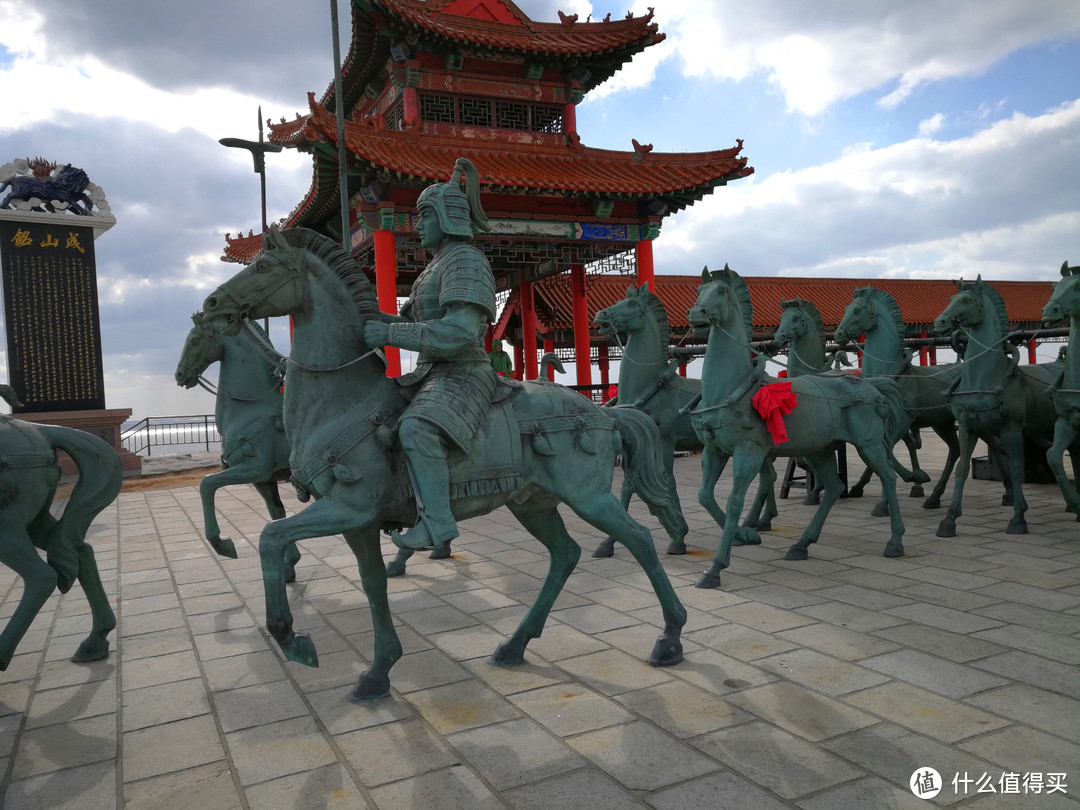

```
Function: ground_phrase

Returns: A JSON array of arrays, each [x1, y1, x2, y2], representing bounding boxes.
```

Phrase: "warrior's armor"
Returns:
[[370, 157, 498, 553]]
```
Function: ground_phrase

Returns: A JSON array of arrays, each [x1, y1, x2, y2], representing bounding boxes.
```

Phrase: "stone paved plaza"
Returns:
[[1, 433, 1078, 808]]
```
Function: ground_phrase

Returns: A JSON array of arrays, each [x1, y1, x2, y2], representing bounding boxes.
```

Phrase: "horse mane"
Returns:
[[781, 297, 823, 331], [973, 278, 1010, 335], [711, 265, 753, 341], [636, 287, 670, 353], [279, 227, 382, 323], [854, 286, 904, 333]]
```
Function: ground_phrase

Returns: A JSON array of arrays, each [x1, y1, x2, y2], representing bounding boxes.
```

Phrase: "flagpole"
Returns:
[[330, 0, 350, 251]]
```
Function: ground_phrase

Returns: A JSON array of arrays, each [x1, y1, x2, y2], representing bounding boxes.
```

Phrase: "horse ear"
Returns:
[[701, 266, 710, 283], [1062, 260, 1073, 278], [191, 312, 203, 326], [264, 225, 288, 252]]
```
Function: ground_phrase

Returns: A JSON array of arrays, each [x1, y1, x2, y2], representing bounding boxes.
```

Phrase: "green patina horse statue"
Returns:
[[201, 227, 687, 701], [1040, 261, 1080, 517], [593, 283, 771, 559], [0, 385, 121, 669], [933, 275, 1062, 537], [834, 286, 962, 509], [688, 266, 911, 588]]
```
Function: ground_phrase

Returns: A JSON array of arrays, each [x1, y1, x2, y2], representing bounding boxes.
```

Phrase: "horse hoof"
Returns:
[[802, 495, 820, 506], [489, 640, 525, 668], [848, 487, 864, 499], [733, 529, 761, 547], [283, 634, 319, 668], [755, 520, 772, 532], [884, 544, 905, 558], [784, 545, 809, 561], [592, 538, 615, 558], [209, 536, 238, 559], [386, 558, 407, 577], [648, 636, 683, 667], [348, 670, 391, 702], [922, 497, 941, 509], [429, 545, 452, 560], [665, 541, 687, 555], [1006, 519, 1028, 535], [909, 485, 925, 497], [71, 636, 110, 664], [1001, 495, 1014, 507], [695, 571, 722, 589], [871, 504, 889, 518], [936, 522, 955, 538]]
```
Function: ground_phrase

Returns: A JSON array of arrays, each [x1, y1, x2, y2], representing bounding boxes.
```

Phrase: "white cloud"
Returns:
[[657, 100, 1080, 279], [640, 0, 1080, 116], [918, 113, 947, 136]]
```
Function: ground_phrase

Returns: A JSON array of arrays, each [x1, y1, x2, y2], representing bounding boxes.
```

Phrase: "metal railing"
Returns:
[[121, 415, 220, 457]]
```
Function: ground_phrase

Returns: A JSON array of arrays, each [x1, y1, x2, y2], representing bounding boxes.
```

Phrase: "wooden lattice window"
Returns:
[[459, 97, 493, 127], [419, 93, 563, 134], [419, 94, 455, 124], [384, 97, 404, 131]]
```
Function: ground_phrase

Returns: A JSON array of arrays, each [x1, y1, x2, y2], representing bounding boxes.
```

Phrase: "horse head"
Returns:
[[1043, 260, 1080, 325], [688, 264, 749, 339], [175, 312, 221, 388], [934, 275, 985, 335], [774, 298, 812, 346], [203, 226, 306, 335], [834, 287, 876, 344]]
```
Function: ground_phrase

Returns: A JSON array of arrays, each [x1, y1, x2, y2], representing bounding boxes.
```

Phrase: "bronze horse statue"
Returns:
[[593, 284, 771, 558], [0, 385, 121, 669], [1040, 261, 1080, 517], [834, 286, 962, 510], [933, 276, 1061, 536], [201, 227, 688, 701], [688, 266, 912, 589]]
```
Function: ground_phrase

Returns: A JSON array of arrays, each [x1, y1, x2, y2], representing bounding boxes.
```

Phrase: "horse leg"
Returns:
[[923, 424, 960, 509], [1047, 420, 1080, 517], [199, 467, 264, 559], [344, 525, 403, 702], [384, 547, 416, 578], [784, 451, 846, 560], [660, 442, 688, 555], [743, 459, 776, 534], [0, 529, 59, 670], [696, 447, 730, 541], [875, 442, 932, 517], [571, 493, 685, 664], [991, 428, 1029, 534], [903, 431, 925, 498], [70, 542, 117, 663], [846, 464, 872, 498], [699, 451, 764, 589], [856, 443, 906, 557], [258, 498, 369, 667], [593, 470, 634, 559], [937, 423, 976, 537], [253, 480, 300, 583], [492, 497, 581, 667]]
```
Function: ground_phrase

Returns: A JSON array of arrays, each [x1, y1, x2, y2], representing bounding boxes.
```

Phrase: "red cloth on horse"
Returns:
[[752, 382, 798, 443]]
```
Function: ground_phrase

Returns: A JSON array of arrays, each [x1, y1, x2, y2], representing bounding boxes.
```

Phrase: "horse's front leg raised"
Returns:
[[699, 449, 764, 589], [259, 497, 371, 667], [199, 467, 267, 559], [253, 480, 300, 582]]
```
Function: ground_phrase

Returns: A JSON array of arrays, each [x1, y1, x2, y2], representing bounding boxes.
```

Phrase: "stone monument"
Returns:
[[0, 157, 140, 475]]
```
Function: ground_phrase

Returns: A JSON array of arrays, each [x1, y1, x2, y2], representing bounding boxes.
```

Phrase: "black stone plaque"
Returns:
[[0, 220, 106, 412]]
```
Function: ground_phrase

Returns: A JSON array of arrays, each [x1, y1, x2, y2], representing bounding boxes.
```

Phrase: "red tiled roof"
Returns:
[[374, 0, 665, 57], [283, 96, 751, 201], [497, 274, 1056, 336]]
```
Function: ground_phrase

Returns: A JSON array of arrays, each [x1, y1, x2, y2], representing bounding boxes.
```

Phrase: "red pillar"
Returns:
[[919, 332, 929, 366], [571, 264, 592, 389], [520, 279, 538, 380], [513, 342, 524, 381], [679, 363, 687, 377], [599, 344, 610, 400], [374, 228, 401, 377], [857, 334, 865, 369], [636, 238, 655, 291], [1028, 338, 1037, 364]]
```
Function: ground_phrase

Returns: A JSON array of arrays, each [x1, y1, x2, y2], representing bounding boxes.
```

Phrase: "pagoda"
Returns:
[[224, 0, 753, 381]]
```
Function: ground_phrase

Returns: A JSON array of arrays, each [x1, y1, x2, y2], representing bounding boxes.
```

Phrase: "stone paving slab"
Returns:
[[1, 433, 1079, 807]]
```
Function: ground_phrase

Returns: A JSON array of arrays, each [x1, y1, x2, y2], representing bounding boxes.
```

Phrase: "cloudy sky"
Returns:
[[1, 0, 1078, 420]]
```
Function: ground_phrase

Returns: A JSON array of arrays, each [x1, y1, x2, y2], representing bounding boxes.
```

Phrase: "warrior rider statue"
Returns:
[[363, 158, 497, 556]]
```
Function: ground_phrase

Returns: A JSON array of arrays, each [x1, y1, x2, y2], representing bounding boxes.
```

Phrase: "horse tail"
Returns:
[[40, 426, 123, 593], [866, 378, 909, 444], [537, 352, 565, 378], [0, 384, 21, 409], [609, 408, 688, 541]]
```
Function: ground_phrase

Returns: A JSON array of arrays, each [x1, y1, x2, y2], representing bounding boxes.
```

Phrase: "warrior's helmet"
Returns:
[[417, 157, 490, 240]]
